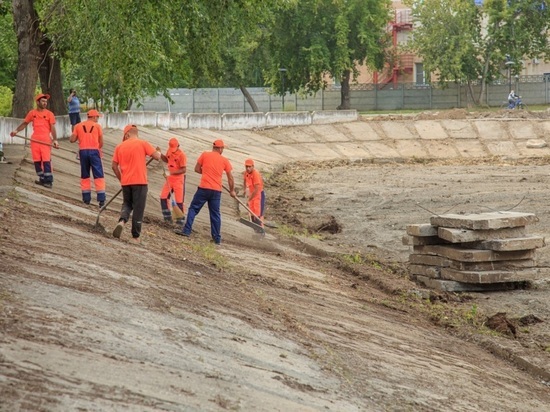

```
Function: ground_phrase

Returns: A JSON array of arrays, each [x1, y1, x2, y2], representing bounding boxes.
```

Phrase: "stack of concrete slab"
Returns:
[[404, 211, 546, 292]]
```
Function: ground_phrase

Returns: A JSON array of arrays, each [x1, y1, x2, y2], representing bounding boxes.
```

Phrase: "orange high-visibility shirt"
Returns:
[[166, 149, 187, 175], [112, 138, 157, 185], [73, 120, 102, 150], [197, 151, 232, 191], [24, 109, 55, 143], [245, 169, 264, 197]]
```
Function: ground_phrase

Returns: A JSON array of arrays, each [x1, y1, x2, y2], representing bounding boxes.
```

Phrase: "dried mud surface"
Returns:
[[1, 109, 550, 411]]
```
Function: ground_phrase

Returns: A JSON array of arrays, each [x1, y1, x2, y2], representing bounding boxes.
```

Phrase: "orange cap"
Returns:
[[35, 93, 50, 102], [244, 158, 254, 166], [87, 109, 102, 117], [168, 137, 179, 153], [213, 139, 225, 148], [123, 124, 137, 136]]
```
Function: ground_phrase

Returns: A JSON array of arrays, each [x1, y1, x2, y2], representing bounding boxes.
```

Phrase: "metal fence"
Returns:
[[132, 76, 550, 114]]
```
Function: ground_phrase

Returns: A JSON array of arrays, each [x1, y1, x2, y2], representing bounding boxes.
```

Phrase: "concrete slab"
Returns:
[[415, 121, 448, 140], [509, 122, 537, 140], [330, 142, 372, 159], [424, 140, 460, 158], [486, 141, 520, 157], [441, 267, 542, 284], [409, 254, 451, 267], [477, 236, 545, 251], [430, 211, 538, 230], [474, 120, 507, 140], [415, 276, 516, 292], [379, 121, 416, 140], [363, 141, 400, 158], [412, 245, 535, 262], [437, 227, 527, 243], [340, 122, 382, 141], [454, 140, 488, 158], [393, 140, 428, 158], [406, 223, 438, 237], [304, 143, 344, 160], [442, 120, 477, 139], [309, 125, 349, 142], [449, 259, 536, 271]]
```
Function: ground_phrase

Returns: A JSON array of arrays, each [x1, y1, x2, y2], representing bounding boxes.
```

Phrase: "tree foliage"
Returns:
[[265, 0, 392, 109], [0, 6, 17, 90], [405, 0, 550, 105]]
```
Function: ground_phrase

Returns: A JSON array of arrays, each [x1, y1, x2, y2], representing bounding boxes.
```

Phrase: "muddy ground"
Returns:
[[1, 109, 550, 411]]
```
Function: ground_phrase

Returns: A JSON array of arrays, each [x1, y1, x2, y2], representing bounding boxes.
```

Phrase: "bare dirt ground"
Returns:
[[1, 109, 550, 411]]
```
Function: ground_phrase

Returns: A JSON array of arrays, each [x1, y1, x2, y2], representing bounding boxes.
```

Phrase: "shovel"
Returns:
[[223, 185, 265, 235]]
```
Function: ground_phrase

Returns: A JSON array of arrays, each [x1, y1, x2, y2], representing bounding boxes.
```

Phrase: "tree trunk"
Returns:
[[39, 37, 66, 115], [337, 69, 351, 110], [239, 85, 260, 112], [11, 0, 42, 118]]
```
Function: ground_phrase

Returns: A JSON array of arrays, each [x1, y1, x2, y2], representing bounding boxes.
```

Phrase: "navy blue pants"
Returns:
[[183, 187, 222, 243]]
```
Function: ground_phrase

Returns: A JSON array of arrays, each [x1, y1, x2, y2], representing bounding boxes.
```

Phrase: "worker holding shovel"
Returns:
[[242, 158, 265, 229], [69, 109, 106, 207], [111, 125, 162, 243], [10, 93, 58, 188], [160, 137, 187, 227]]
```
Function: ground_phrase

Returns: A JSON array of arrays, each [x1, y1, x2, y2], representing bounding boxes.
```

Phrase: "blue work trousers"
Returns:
[[183, 188, 222, 243]]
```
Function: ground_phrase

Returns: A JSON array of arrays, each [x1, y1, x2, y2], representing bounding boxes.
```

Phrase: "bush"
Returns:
[[0, 86, 13, 117]]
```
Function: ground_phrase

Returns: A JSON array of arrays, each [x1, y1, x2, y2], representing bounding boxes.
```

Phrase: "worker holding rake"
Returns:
[[175, 139, 236, 245], [10, 93, 58, 188], [111, 125, 162, 243], [242, 158, 265, 228], [160, 137, 187, 227]]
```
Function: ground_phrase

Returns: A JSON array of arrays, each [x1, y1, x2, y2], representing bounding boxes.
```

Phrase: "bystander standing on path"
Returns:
[[160, 137, 187, 227], [175, 139, 236, 245], [10, 93, 58, 188], [69, 109, 106, 207], [67, 89, 81, 131], [111, 125, 161, 243], [242, 158, 265, 227]]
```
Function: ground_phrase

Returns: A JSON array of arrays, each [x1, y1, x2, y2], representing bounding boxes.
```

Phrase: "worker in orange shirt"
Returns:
[[160, 137, 187, 226], [111, 125, 162, 243], [10, 93, 58, 188], [242, 158, 265, 228], [69, 109, 106, 207], [175, 139, 236, 245]]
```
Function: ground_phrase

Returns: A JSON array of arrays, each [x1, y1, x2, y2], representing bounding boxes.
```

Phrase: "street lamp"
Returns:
[[278, 68, 287, 111], [504, 58, 515, 93]]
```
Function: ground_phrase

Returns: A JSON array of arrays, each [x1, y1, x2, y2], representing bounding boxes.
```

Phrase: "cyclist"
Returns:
[[508, 90, 522, 109]]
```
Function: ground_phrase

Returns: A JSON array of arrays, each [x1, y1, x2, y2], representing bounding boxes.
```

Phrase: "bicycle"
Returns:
[[499, 98, 527, 110]]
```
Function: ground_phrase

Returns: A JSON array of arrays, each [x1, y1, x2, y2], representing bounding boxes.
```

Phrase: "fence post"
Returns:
[[192, 89, 195, 114]]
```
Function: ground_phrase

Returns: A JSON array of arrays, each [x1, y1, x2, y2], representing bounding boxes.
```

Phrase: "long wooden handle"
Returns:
[[222, 185, 262, 222], [15, 134, 77, 155]]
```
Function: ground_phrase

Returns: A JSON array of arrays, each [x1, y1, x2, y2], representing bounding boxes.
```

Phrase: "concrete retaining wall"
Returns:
[[266, 111, 312, 127], [0, 109, 356, 143], [222, 113, 266, 130]]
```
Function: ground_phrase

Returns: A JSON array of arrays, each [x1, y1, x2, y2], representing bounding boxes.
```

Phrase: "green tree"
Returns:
[[405, 0, 550, 105], [265, 0, 392, 110], [0, 5, 17, 91]]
